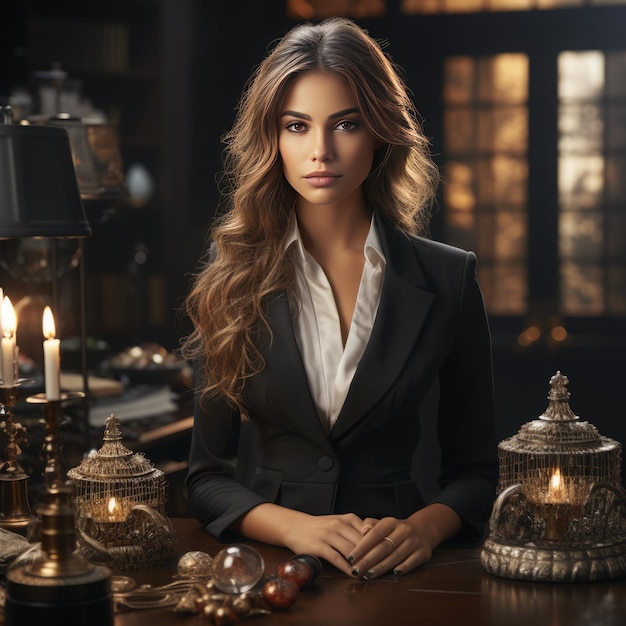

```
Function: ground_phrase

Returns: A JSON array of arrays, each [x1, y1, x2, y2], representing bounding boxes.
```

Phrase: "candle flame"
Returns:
[[548, 467, 567, 504], [550, 468, 563, 491], [42, 306, 56, 340], [1, 297, 16, 338], [108, 497, 118, 515]]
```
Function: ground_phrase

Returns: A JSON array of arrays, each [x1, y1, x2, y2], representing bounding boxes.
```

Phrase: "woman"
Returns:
[[182, 17, 497, 580]]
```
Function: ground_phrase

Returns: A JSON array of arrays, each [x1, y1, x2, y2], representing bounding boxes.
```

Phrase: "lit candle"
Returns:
[[42, 306, 61, 400], [1, 296, 17, 388], [548, 468, 567, 504], [108, 497, 121, 521], [0, 287, 3, 383]]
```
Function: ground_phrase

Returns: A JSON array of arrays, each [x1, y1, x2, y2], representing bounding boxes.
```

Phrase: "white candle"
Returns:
[[1, 296, 17, 388], [42, 306, 61, 400]]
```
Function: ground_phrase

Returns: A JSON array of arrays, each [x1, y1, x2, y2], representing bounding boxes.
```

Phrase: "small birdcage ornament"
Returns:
[[481, 371, 626, 582], [67, 414, 175, 570]]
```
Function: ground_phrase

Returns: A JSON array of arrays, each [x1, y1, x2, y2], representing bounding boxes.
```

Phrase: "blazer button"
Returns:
[[317, 456, 334, 471]]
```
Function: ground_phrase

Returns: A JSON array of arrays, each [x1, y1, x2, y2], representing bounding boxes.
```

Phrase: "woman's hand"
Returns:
[[235, 504, 365, 576], [282, 512, 368, 576], [346, 503, 463, 579]]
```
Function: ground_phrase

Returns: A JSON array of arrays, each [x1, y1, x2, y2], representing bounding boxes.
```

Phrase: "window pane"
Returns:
[[444, 161, 476, 212], [479, 55, 529, 103], [444, 109, 476, 153], [559, 51, 604, 101], [480, 265, 528, 315], [558, 154, 604, 211], [476, 156, 528, 206], [561, 262, 604, 315], [559, 104, 603, 152], [559, 210, 603, 260], [477, 107, 528, 152]]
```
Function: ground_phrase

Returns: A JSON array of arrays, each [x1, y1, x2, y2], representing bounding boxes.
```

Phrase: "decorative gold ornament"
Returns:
[[67, 414, 175, 570]]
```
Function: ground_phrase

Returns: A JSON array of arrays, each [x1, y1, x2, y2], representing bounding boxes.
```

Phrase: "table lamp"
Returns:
[[481, 371, 626, 582], [0, 106, 91, 239]]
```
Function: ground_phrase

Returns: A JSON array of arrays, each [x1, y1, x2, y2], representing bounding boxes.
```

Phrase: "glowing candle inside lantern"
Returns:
[[548, 468, 567, 504], [42, 306, 61, 400], [108, 497, 118, 519], [1, 297, 17, 388]]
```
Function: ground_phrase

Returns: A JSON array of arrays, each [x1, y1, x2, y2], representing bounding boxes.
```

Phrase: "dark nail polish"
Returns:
[[352, 567, 360, 576], [367, 569, 376, 579], [347, 555, 354, 564], [393, 569, 402, 576]]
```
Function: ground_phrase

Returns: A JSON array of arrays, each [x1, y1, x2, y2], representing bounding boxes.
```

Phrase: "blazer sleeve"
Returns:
[[185, 382, 267, 540], [431, 250, 498, 541]]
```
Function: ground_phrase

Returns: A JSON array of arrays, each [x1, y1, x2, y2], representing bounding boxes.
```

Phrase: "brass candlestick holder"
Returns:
[[0, 383, 39, 540], [5, 483, 113, 626], [4, 392, 113, 626], [26, 391, 85, 489], [481, 371, 626, 582]]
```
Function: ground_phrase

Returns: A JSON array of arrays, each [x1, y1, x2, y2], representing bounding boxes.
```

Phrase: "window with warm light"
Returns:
[[442, 54, 529, 315], [287, 0, 386, 19], [558, 50, 626, 316], [402, 0, 626, 14]]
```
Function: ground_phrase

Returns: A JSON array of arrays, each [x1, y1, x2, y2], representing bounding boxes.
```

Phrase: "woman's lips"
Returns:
[[304, 174, 340, 187]]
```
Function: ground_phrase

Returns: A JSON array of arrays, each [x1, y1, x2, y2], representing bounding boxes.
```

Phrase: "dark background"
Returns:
[[2, 1, 626, 481]]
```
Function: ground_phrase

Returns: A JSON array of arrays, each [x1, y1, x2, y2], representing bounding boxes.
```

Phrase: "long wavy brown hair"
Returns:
[[182, 17, 439, 410]]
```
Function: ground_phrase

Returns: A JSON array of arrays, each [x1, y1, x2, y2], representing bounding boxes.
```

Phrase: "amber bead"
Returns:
[[277, 558, 314, 589], [262, 577, 299, 609]]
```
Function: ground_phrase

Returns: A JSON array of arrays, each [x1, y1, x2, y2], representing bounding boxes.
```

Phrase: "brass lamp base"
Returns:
[[481, 483, 626, 582], [4, 483, 113, 626], [481, 536, 626, 582], [5, 565, 113, 626]]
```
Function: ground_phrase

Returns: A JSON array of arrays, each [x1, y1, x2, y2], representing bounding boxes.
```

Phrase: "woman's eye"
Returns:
[[286, 121, 307, 133], [336, 120, 358, 131]]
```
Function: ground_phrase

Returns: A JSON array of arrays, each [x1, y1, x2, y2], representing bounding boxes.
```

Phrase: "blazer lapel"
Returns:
[[263, 293, 333, 447], [330, 216, 435, 441]]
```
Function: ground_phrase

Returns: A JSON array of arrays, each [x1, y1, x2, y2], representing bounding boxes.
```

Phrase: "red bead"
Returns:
[[277, 559, 314, 589], [262, 577, 299, 609]]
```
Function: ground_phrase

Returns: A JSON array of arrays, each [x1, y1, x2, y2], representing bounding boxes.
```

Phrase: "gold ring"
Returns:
[[383, 536, 396, 549]]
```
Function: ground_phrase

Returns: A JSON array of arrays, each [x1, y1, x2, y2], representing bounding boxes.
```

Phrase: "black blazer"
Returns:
[[186, 213, 498, 542]]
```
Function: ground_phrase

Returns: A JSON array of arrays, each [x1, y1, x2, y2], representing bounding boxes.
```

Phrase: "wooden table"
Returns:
[[114, 518, 626, 626]]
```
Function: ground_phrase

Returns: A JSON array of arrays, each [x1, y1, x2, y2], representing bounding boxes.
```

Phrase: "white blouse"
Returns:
[[284, 216, 386, 433]]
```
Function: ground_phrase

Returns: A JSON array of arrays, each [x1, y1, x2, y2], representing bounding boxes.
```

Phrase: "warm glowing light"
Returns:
[[551, 325, 568, 342], [42, 305, 56, 339], [549, 468, 567, 504], [517, 325, 541, 347], [108, 497, 118, 516], [1, 297, 16, 338]]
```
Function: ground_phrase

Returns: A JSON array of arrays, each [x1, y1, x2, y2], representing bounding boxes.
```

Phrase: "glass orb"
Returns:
[[211, 544, 264, 594]]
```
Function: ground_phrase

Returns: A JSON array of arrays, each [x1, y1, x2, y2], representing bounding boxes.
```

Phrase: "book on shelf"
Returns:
[[89, 384, 178, 427]]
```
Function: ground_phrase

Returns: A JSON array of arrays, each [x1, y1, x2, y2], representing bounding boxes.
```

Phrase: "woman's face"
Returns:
[[278, 71, 377, 212]]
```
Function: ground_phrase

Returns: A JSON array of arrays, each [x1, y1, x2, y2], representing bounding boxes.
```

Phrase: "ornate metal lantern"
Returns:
[[67, 414, 175, 570], [481, 371, 626, 582]]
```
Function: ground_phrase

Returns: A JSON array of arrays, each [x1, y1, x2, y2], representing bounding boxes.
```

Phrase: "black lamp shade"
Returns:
[[0, 123, 92, 239]]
